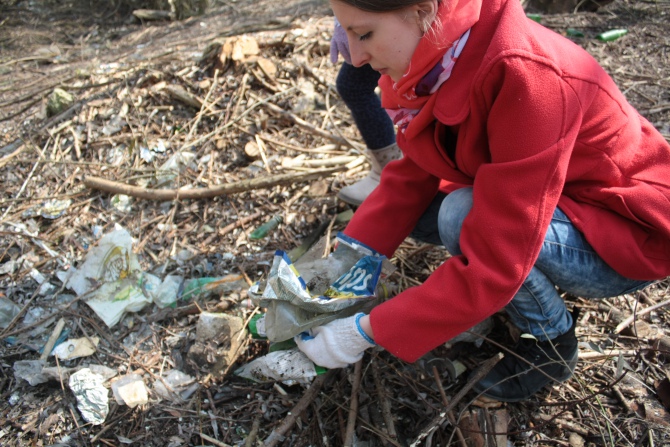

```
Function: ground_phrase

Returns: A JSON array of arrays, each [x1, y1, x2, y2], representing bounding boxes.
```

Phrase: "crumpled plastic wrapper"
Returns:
[[235, 348, 323, 387], [154, 370, 199, 403], [63, 225, 184, 326], [248, 233, 393, 342], [63, 226, 151, 327]]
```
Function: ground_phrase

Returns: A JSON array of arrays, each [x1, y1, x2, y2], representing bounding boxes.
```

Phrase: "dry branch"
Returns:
[[263, 370, 336, 447], [261, 100, 350, 147], [83, 166, 345, 200], [371, 359, 398, 445], [200, 432, 233, 447], [411, 352, 503, 446], [614, 297, 670, 334], [344, 360, 363, 447]]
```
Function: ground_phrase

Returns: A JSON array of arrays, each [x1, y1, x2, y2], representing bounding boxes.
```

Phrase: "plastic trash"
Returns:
[[13, 360, 49, 386], [63, 225, 182, 326], [0, 296, 21, 329], [566, 28, 584, 37], [597, 29, 628, 42], [110, 194, 132, 213], [64, 226, 150, 327], [247, 315, 299, 352], [156, 151, 196, 186], [154, 370, 199, 402], [52, 337, 99, 360], [526, 13, 542, 23], [39, 326, 70, 357], [180, 274, 247, 301], [84, 273, 157, 327], [239, 233, 396, 383], [13, 361, 117, 386], [248, 233, 393, 342], [22, 198, 72, 219], [46, 88, 74, 117], [153, 274, 184, 308], [69, 368, 109, 425], [111, 374, 149, 408], [234, 348, 326, 386], [85, 364, 118, 382], [248, 313, 267, 339], [249, 215, 283, 240]]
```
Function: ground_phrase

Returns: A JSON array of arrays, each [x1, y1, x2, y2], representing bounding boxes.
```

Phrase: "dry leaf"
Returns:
[[257, 57, 277, 77], [656, 377, 670, 410], [308, 179, 329, 197], [232, 36, 260, 61]]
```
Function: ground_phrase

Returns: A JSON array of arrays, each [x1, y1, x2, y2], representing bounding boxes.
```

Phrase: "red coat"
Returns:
[[344, 0, 670, 362]]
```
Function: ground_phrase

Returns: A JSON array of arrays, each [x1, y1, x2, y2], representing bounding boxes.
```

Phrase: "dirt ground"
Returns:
[[1, 0, 670, 446]]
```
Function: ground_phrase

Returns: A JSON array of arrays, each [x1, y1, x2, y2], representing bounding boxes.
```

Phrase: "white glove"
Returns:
[[295, 313, 375, 369]]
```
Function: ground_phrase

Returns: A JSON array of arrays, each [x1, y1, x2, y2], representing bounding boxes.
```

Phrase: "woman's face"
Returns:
[[330, 1, 435, 82]]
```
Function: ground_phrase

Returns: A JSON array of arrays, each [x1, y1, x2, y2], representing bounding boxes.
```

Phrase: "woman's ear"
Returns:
[[415, 0, 439, 33]]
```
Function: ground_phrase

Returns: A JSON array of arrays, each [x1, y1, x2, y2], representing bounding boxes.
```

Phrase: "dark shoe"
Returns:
[[472, 310, 579, 402]]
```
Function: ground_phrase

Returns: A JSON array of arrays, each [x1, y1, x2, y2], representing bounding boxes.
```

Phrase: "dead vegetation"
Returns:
[[1, 0, 670, 446]]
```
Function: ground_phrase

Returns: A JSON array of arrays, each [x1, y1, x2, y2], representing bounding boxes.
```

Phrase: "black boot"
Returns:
[[472, 309, 579, 402]]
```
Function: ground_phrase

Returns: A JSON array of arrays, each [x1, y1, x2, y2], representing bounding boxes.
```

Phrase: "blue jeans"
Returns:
[[412, 187, 652, 341]]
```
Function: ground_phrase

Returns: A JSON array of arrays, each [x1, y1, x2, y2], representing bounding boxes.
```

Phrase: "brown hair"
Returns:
[[332, 0, 441, 13]]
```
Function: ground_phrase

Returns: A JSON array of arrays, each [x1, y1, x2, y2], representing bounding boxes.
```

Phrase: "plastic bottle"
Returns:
[[249, 215, 283, 240], [566, 28, 584, 38], [526, 13, 542, 23], [597, 29, 628, 42]]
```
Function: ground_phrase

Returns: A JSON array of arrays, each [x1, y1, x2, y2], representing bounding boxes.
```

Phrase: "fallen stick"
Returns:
[[431, 366, 468, 447], [410, 352, 503, 446], [40, 318, 66, 362], [578, 349, 638, 360], [219, 211, 263, 236], [614, 297, 670, 334], [344, 360, 363, 447], [201, 210, 263, 249], [264, 370, 335, 447], [245, 415, 262, 447], [371, 359, 398, 445], [83, 166, 345, 201], [261, 100, 350, 147], [598, 301, 657, 338], [145, 303, 200, 324], [200, 432, 233, 447]]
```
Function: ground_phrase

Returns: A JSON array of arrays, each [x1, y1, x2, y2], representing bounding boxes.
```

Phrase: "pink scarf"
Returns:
[[380, 0, 483, 139]]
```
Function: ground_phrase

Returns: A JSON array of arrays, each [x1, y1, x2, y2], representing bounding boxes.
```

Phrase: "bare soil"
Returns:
[[1, 1, 670, 446]]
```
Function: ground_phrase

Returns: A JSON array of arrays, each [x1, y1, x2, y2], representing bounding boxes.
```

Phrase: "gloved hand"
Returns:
[[295, 313, 375, 369], [330, 19, 351, 64]]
